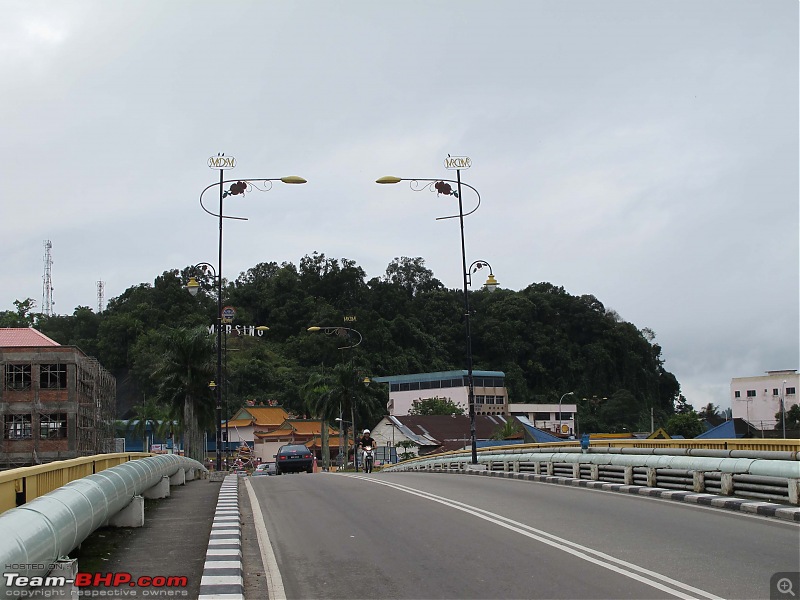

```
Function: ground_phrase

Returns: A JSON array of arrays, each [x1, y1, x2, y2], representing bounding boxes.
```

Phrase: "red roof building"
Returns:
[[1, 328, 116, 468]]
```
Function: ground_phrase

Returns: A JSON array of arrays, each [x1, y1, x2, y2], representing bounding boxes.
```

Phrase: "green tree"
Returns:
[[408, 396, 466, 416], [775, 404, 800, 431], [395, 439, 418, 461], [665, 412, 704, 439], [126, 396, 170, 451], [150, 327, 215, 463], [491, 419, 523, 440], [0, 299, 37, 327]]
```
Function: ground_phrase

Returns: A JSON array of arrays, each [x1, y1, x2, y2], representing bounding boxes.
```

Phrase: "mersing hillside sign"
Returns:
[[208, 325, 267, 336]]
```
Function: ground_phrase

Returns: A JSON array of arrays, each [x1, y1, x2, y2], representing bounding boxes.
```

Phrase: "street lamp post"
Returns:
[[308, 326, 363, 470], [377, 170, 494, 465], [558, 391, 575, 436], [196, 156, 306, 471], [781, 380, 787, 439]]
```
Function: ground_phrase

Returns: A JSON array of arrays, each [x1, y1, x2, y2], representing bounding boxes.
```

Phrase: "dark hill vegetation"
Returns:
[[2, 254, 681, 435]]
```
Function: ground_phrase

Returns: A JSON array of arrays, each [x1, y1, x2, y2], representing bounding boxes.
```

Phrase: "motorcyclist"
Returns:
[[358, 429, 376, 472]]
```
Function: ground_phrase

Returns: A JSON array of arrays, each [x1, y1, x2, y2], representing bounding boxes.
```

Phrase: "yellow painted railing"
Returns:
[[0, 453, 151, 514]]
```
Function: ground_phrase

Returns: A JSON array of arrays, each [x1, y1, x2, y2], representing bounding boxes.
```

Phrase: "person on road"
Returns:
[[357, 429, 376, 472]]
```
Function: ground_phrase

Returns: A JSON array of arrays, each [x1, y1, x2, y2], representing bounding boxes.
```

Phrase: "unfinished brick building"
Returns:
[[0, 328, 116, 469]]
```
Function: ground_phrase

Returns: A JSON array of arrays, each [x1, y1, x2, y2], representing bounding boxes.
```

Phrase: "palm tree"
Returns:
[[126, 395, 169, 451], [151, 327, 215, 463], [491, 418, 523, 441], [301, 370, 339, 470]]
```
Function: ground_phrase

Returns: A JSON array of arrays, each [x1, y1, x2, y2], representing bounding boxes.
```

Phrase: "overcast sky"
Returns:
[[2, 1, 797, 410]]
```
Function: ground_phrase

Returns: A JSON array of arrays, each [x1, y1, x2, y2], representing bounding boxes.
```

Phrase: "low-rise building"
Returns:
[[730, 369, 798, 430], [371, 370, 508, 416], [0, 327, 116, 468], [508, 402, 578, 436]]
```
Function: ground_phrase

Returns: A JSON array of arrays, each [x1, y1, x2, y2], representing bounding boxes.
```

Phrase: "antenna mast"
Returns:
[[97, 281, 105, 313], [42, 240, 54, 317]]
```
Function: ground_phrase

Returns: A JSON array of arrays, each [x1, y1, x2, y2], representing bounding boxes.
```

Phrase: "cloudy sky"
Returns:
[[2, 1, 797, 410]]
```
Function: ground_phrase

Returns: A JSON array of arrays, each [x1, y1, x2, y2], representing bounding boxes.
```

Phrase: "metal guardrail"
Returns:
[[0, 454, 206, 594], [0, 452, 154, 513], [384, 442, 800, 505]]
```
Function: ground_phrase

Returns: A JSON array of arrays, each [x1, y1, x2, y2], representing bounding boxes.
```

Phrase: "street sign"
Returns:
[[221, 306, 236, 324], [208, 155, 236, 170], [444, 156, 471, 170]]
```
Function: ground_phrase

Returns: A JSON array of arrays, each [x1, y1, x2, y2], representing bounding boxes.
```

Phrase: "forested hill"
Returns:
[[2, 253, 680, 433]]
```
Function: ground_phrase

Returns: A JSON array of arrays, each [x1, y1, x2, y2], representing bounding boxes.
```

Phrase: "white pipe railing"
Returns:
[[384, 448, 800, 504]]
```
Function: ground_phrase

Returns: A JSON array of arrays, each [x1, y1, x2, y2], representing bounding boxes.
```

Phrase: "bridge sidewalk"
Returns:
[[74, 476, 223, 598]]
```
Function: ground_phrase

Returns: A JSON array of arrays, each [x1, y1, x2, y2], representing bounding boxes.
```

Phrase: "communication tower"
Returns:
[[42, 240, 54, 316], [97, 281, 105, 313]]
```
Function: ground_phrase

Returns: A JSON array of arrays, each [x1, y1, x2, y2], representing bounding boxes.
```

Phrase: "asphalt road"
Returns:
[[248, 472, 800, 600]]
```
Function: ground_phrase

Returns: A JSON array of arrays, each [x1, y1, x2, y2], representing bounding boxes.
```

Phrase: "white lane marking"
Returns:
[[245, 478, 286, 600], [347, 475, 723, 600]]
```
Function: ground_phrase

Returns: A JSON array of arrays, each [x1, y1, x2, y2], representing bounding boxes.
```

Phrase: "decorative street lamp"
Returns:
[[308, 326, 363, 470], [376, 164, 495, 465], [197, 155, 306, 471], [558, 391, 575, 436]]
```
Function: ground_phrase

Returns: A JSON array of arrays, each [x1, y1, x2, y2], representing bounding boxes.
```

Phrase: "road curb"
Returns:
[[430, 468, 800, 522], [199, 475, 244, 599]]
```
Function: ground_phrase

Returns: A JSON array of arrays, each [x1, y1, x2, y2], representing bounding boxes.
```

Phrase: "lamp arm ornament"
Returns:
[[191, 262, 217, 278], [309, 326, 363, 350], [404, 178, 481, 220], [466, 260, 493, 287]]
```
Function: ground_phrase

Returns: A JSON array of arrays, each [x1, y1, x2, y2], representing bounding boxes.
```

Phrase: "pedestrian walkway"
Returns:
[[74, 473, 223, 598]]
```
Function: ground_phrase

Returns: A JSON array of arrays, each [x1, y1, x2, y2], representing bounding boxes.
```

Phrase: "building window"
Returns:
[[4, 364, 32, 391], [40, 413, 68, 439], [746, 390, 756, 398], [40, 364, 67, 389], [787, 387, 796, 395], [773, 389, 779, 396], [5, 415, 32, 439], [390, 383, 399, 392], [475, 395, 485, 404], [534, 412, 550, 420], [734, 391, 741, 398]]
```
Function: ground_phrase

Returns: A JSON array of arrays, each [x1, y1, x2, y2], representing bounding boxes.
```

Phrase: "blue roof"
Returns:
[[515, 416, 564, 443], [696, 420, 738, 439], [372, 370, 505, 384]]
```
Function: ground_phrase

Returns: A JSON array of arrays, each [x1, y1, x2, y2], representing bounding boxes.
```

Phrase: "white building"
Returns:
[[508, 402, 578, 436], [730, 370, 798, 430], [371, 370, 508, 416]]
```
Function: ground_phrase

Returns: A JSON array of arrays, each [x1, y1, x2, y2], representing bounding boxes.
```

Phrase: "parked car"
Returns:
[[253, 462, 277, 476], [275, 444, 314, 474]]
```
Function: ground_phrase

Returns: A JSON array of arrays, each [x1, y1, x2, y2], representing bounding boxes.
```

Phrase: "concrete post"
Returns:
[[692, 471, 706, 493], [572, 464, 581, 479], [143, 476, 170, 500], [107, 496, 144, 528], [547, 462, 554, 476], [720, 473, 734, 496], [788, 479, 799, 505], [624, 466, 634, 485], [646, 467, 657, 487], [169, 468, 186, 486], [590, 464, 599, 481]]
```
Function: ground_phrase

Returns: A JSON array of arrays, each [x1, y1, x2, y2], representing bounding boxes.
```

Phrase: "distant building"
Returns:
[[0, 327, 116, 469], [371, 414, 515, 456], [730, 370, 798, 430], [371, 370, 508, 416], [508, 401, 578, 436]]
